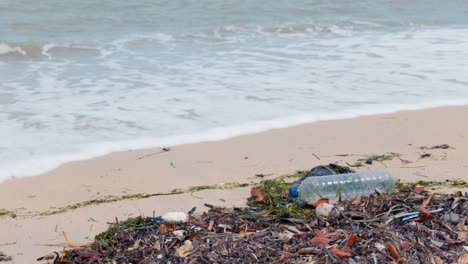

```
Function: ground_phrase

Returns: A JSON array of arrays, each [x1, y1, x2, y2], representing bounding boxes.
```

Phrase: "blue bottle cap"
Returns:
[[288, 186, 299, 197]]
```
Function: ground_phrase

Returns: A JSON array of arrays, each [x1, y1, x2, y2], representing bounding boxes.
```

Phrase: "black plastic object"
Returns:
[[292, 163, 354, 187]]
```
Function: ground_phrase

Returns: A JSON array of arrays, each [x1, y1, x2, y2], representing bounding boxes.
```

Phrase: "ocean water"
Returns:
[[1, 0, 468, 181]]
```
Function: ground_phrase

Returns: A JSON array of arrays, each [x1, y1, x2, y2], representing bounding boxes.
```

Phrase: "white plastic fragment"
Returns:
[[375, 243, 386, 252], [173, 230, 186, 239], [315, 203, 334, 218], [161, 212, 188, 222]]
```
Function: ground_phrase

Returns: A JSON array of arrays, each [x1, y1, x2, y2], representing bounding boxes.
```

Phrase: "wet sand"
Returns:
[[1, 105, 468, 262]]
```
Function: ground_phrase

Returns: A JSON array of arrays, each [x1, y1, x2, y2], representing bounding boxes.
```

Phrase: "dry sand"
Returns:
[[1, 106, 468, 262]]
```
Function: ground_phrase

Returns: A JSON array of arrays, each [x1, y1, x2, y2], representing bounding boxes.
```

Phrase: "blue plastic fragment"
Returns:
[[401, 213, 419, 221], [289, 186, 299, 197]]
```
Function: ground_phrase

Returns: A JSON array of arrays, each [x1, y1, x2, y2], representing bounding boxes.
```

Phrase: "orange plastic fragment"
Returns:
[[328, 247, 352, 258], [62, 231, 93, 248], [345, 234, 358, 247]]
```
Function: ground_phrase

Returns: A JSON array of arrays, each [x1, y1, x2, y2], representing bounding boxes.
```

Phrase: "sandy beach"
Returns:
[[1, 105, 468, 262]]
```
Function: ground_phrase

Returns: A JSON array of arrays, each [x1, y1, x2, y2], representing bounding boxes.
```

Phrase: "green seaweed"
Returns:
[[94, 216, 151, 249], [34, 182, 253, 217], [359, 152, 401, 163], [452, 179, 467, 186], [247, 177, 309, 218], [189, 185, 218, 192], [396, 179, 467, 193], [416, 180, 431, 186], [284, 170, 308, 179], [395, 182, 415, 193], [0, 209, 14, 217], [223, 182, 250, 188]]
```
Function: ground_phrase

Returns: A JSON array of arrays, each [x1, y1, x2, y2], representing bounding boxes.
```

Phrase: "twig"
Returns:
[[136, 147, 171, 160]]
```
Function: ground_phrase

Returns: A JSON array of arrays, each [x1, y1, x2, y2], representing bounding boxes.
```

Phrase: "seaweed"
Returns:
[[358, 152, 401, 163], [247, 177, 308, 218], [0, 209, 15, 218], [7, 182, 254, 217]]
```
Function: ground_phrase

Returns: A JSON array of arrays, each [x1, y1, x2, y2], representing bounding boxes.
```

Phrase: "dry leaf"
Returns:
[[400, 240, 411, 251], [62, 231, 93, 248], [298, 247, 321, 255], [456, 231, 467, 240], [310, 230, 329, 245], [328, 247, 352, 258], [418, 205, 431, 222], [414, 186, 425, 194], [311, 198, 329, 207], [159, 222, 175, 233], [345, 234, 358, 247], [386, 243, 401, 262], [175, 240, 194, 257], [351, 197, 362, 205], [250, 187, 265, 202], [128, 239, 141, 251], [422, 192, 435, 207], [458, 253, 468, 264]]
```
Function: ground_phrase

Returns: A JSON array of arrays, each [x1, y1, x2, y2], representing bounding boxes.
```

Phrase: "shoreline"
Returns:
[[1, 105, 468, 262], [3, 101, 468, 182]]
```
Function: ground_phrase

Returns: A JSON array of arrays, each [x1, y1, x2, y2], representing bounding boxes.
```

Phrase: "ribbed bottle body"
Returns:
[[297, 170, 394, 203]]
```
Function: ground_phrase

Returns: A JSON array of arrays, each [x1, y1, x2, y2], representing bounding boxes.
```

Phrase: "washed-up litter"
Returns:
[[288, 169, 394, 203], [37, 166, 468, 263]]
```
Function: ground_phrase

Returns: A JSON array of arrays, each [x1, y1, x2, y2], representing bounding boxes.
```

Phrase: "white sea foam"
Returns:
[[1, 98, 468, 182], [0, 42, 26, 55]]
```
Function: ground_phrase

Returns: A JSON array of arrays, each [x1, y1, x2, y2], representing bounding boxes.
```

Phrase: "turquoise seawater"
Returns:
[[1, 0, 468, 180]]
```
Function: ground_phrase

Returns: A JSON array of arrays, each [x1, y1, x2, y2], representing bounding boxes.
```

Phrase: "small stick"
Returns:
[[422, 192, 436, 207], [136, 147, 171, 160]]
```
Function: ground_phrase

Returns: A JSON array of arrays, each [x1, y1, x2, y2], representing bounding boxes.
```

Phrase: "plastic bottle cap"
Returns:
[[288, 186, 299, 197]]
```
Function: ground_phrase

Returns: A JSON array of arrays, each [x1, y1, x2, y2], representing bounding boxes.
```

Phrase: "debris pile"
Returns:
[[37, 170, 468, 263]]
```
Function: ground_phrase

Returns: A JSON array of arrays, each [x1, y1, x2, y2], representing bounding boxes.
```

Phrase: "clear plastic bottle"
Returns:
[[288, 170, 394, 203]]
